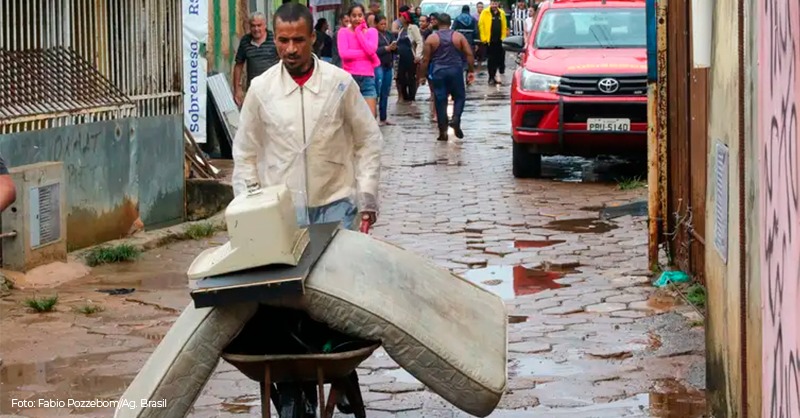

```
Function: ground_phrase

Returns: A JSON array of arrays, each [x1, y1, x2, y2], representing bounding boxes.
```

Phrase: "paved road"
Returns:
[[0, 67, 706, 418]]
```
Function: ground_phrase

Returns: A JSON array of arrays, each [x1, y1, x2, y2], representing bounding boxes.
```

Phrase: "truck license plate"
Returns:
[[587, 118, 630, 131]]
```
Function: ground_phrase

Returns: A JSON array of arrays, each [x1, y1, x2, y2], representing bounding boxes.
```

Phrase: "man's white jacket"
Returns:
[[232, 56, 383, 214]]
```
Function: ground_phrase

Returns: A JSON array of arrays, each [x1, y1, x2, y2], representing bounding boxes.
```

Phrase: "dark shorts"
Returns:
[[352, 75, 378, 99]]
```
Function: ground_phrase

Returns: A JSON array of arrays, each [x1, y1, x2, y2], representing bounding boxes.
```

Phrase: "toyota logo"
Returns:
[[597, 78, 620, 94]]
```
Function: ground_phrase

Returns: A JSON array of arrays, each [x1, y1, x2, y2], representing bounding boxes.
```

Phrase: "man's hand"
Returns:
[[234, 87, 245, 108], [467, 71, 476, 85]]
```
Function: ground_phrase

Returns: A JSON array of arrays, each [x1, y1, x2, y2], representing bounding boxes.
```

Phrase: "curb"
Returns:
[[71, 212, 227, 262]]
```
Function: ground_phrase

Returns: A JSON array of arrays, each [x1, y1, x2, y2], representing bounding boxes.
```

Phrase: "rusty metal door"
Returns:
[[665, 0, 708, 284]]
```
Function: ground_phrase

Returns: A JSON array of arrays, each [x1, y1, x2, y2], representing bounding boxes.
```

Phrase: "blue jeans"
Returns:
[[296, 199, 358, 230], [374, 66, 393, 121], [430, 66, 466, 132], [352, 75, 378, 98]]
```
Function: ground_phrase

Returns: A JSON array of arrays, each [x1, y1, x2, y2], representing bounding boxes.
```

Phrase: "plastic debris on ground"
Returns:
[[653, 270, 691, 288]]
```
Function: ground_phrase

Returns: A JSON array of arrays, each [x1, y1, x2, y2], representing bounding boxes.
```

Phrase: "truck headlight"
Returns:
[[520, 70, 560, 92]]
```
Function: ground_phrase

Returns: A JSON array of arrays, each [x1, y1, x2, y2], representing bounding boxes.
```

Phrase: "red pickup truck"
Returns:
[[502, 0, 647, 178]]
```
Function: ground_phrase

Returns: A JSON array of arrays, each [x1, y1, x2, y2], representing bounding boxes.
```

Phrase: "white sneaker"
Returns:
[[494, 75, 503, 85]]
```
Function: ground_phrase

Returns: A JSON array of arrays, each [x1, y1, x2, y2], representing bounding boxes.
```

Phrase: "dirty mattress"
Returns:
[[292, 230, 508, 417]]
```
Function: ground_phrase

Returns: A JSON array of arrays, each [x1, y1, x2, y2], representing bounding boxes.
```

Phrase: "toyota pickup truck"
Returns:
[[502, 0, 647, 178]]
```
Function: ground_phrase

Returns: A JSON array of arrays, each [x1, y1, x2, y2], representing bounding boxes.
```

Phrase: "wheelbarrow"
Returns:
[[222, 341, 381, 418], [220, 216, 379, 418]]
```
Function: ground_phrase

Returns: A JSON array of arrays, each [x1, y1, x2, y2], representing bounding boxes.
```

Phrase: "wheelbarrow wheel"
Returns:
[[277, 383, 316, 418]]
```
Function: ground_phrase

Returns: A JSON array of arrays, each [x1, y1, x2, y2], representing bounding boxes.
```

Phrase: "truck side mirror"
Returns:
[[502, 35, 525, 53]]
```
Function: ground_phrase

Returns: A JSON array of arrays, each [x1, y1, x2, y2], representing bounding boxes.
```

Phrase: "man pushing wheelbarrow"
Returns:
[[230, 4, 383, 414]]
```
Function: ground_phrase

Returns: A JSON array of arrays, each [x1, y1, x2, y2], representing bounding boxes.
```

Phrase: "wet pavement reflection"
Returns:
[[545, 218, 619, 234], [464, 264, 574, 299]]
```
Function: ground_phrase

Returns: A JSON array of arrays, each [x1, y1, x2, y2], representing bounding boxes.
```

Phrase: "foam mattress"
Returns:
[[115, 229, 507, 417], [288, 230, 508, 416]]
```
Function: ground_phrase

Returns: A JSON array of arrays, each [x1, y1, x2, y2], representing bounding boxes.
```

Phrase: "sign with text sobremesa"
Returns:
[[183, 0, 208, 143]]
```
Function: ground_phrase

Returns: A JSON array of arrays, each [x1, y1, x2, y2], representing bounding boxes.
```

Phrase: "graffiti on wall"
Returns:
[[759, 0, 800, 416]]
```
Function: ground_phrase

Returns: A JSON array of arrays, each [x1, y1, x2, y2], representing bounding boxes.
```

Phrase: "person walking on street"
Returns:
[[479, 0, 507, 85], [233, 2, 382, 232], [314, 18, 334, 62], [338, 3, 382, 117], [452, 5, 478, 59], [472, 2, 486, 66], [331, 13, 350, 67], [233, 12, 279, 106], [419, 13, 475, 141], [395, 9, 423, 102], [422, 13, 439, 120], [375, 15, 397, 124], [511, 0, 527, 36]]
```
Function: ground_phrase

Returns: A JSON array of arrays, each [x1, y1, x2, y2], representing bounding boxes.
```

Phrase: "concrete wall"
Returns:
[[756, 0, 800, 417], [0, 115, 185, 250], [704, 0, 744, 415]]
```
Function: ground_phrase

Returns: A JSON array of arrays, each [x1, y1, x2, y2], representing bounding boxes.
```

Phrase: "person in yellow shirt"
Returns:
[[478, 0, 508, 85]]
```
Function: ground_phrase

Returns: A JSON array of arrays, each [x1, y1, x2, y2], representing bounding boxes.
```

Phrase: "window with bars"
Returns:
[[0, 0, 183, 133]]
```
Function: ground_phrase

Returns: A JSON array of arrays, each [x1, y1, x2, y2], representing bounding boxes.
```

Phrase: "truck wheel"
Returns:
[[512, 142, 542, 178]]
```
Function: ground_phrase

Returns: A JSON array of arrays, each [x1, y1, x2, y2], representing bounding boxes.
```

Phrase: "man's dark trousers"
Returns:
[[487, 41, 505, 79], [431, 66, 466, 132]]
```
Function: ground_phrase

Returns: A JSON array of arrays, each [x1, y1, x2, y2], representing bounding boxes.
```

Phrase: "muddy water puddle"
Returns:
[[513, 239, 566, 249], [542, 156, 647, 183], [545, 218, 618, 234], [648, 379, 707, 417], [220, 396, 260, 414], [0, 352, 135, 412], [464, 265, 574, 299], [79, 240, 204, 292], [508, 315, 528, 324]]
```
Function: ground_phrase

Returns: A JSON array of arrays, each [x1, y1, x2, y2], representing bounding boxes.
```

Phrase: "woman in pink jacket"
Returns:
[[337, 3, 381, 117]]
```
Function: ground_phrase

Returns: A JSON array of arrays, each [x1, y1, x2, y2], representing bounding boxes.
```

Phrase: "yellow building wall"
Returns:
[[704, 0, 743, 415]]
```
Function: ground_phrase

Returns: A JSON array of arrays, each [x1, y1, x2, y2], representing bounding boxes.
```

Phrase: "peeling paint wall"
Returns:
[[757, 0, 800, 416], [0, 116, 184, 250], [705, 0, 744, 415]]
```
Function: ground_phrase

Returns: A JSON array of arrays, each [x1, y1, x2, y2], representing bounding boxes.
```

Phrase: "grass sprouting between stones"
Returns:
[[24, 295, 58, 313], [85, 244, 141, 266], [184, 222, 221, 240], [617, 176, 647, 191], [686, 283, 707, 309], [75, 304, 104, 315]]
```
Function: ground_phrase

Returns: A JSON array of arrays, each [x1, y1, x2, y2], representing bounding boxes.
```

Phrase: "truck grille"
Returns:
[[563, 102, 648, 123], [558, 74, 647, 96]]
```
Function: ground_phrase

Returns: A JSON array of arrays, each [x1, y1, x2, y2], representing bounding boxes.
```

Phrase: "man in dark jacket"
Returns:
[[452, 5, 478, 49]]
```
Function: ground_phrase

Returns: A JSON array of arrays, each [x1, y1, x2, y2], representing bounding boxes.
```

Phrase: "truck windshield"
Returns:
[[535, 8, 646, 49]]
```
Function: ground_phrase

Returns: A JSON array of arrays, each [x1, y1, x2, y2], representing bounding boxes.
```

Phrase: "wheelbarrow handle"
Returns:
[[359, 218, 371, 234]]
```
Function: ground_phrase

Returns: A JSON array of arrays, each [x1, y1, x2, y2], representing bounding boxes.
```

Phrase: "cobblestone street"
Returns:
[[0, 67, 705, 418]]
